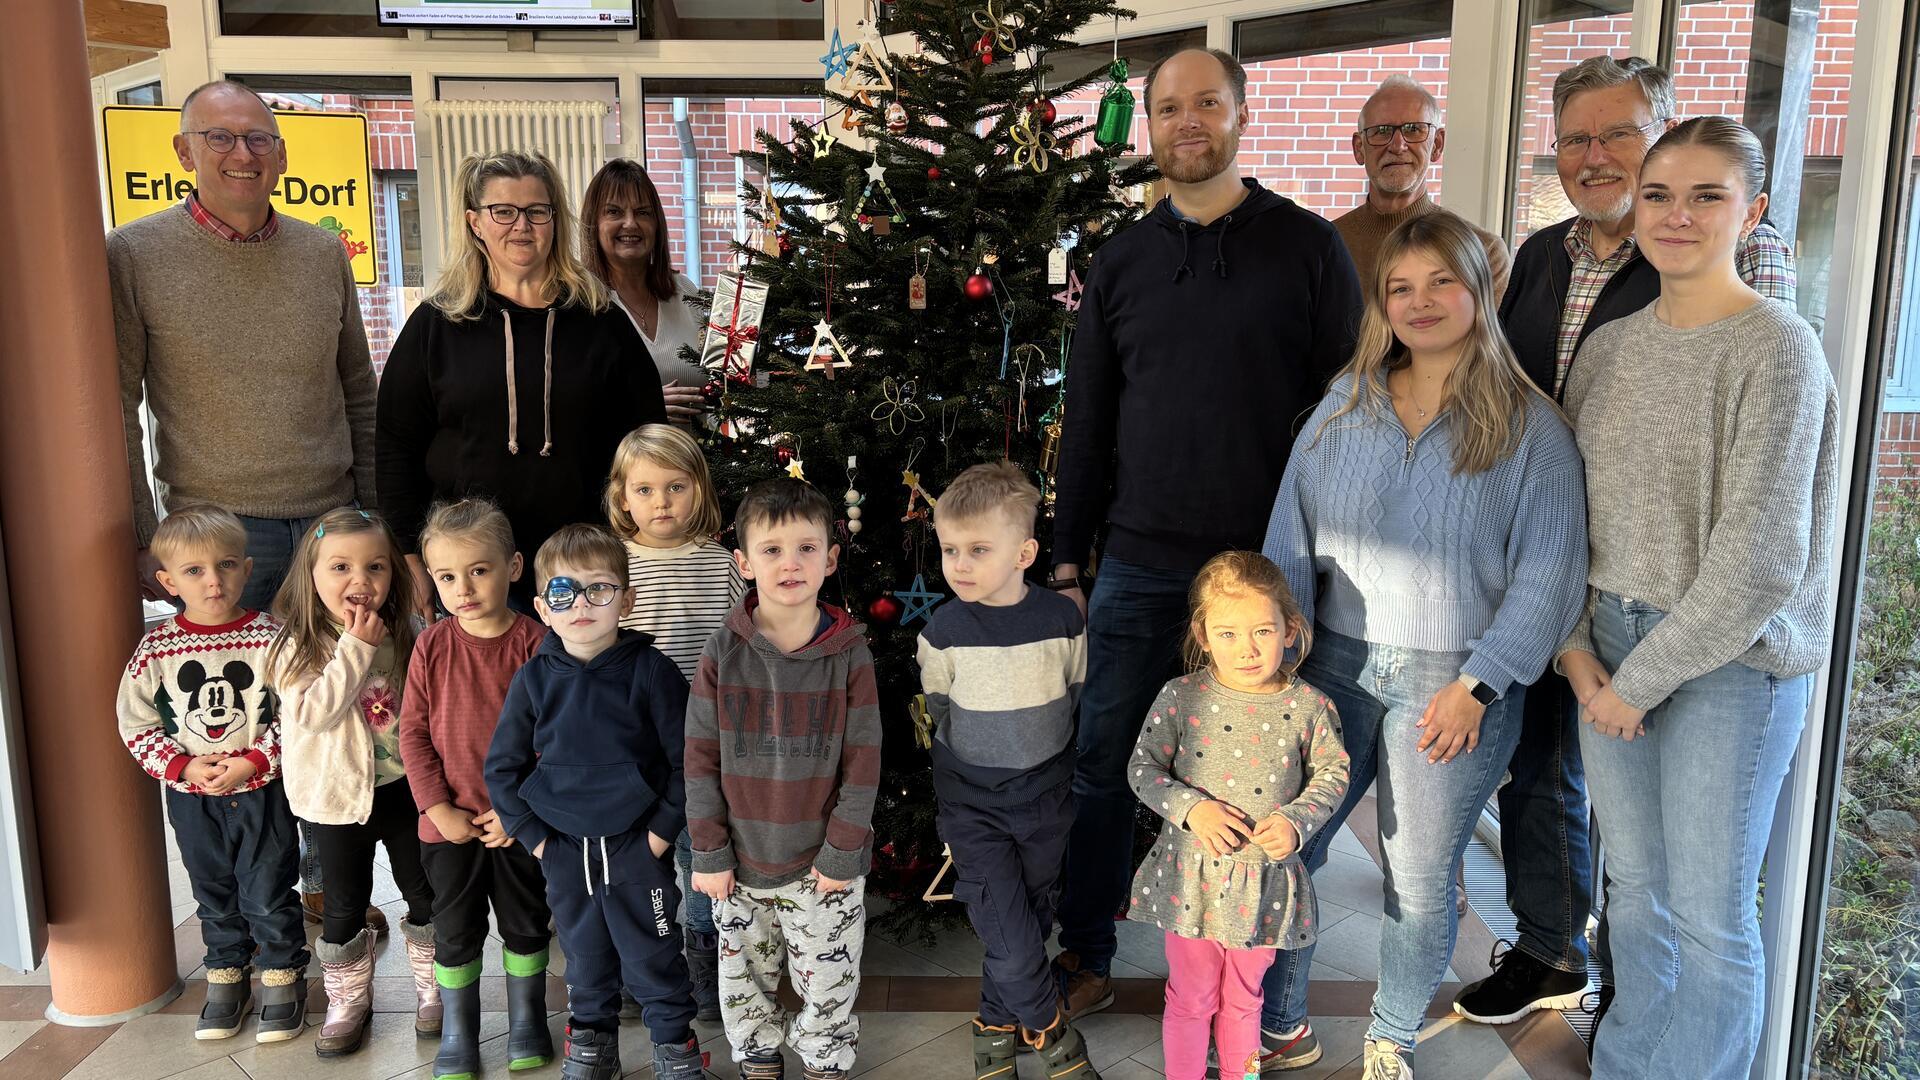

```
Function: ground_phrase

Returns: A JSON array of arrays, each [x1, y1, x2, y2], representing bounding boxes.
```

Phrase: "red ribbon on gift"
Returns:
[[706, 277, 761, 379]]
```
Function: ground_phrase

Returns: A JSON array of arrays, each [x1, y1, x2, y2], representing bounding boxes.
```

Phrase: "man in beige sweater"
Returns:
[[1332, 75, 1510, 299], [110, 79, 377, 612]]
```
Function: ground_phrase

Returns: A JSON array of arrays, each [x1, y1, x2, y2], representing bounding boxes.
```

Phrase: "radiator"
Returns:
[[418, 99, 609, 230]]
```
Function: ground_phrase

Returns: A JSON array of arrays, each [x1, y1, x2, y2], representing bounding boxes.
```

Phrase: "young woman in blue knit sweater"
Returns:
[[1259, 211, 1590, 1080]]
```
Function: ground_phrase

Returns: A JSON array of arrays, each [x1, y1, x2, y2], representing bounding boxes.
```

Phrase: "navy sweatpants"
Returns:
[[166, 782, 309, 973], [938, 779, 1074, 1030], [543, 828, 697, 1043]]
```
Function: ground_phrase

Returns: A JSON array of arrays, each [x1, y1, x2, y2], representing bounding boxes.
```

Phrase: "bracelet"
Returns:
[[1045, 576, 1080, 591]]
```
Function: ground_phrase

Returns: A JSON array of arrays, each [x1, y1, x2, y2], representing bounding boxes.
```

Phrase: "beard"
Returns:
[[1154, 127, 1240, 184], [1568, 167, 1635, 223], [1371, 162, 1424, 195]]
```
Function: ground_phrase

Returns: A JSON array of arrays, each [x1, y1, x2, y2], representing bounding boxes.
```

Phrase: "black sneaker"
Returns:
[[652, 1037, 707, 1080], [1582, 985, 1614, 1064], [561, 1025, 620, 1080], [1451, 941, 1592, 1025]]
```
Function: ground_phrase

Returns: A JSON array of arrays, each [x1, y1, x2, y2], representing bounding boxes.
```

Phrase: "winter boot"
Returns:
[[400, 918, 443, 1038], [1024, 1009, 1100, 1080], [432, 959, 482, 1079], [741, 1053, 786, 1080], [313, 929, 376, 1057], [255, 968, 308, 1043], [561, 1025, 621, 1080], [972, 1017, 1018, 1080], [503, 947, 555, 1071], [652, 1037, 708, 1080], [686, 929, 721, 1022], [197, 967, 251, 1040]]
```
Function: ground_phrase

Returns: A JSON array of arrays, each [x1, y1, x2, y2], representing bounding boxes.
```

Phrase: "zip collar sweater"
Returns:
[[484, 628, 690, 855], [1053, 178, 1363, 573]]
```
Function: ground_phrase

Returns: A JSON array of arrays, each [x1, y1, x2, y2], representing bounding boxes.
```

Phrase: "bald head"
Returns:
[[180, 80, 279, 135]]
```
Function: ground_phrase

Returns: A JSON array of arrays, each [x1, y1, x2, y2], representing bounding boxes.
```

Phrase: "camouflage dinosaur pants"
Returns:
[[713, 876, 865, 1071]]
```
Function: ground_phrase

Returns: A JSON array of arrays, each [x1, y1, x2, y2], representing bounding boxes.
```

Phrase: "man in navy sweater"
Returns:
[[1048, 46, 1362, 1044]]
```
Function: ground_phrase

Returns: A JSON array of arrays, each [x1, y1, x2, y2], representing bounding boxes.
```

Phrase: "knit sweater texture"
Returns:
[[108, 204, 378, 544], [118, 611, 281, 795], [1127, 675, 1350, 949], [1332, 195, 1511, 301], [916, 585, 1086, 803], [618, 537, 746, 683], [1561, 299, 1839, 710], [398, 613, 546, 843], [1263, 375, 1589, 695], [685, 598, 882, 886], [275, 630, 412, 825]]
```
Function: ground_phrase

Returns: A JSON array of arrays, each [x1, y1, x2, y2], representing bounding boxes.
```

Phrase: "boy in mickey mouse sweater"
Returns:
[[117, 506, 309, 1045]]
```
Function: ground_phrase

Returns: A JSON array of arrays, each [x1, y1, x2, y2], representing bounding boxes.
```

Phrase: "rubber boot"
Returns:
[[432, 959, 482, 1080], [313, 929, 376, 1057], [686, 929, 721, 1022], [400, 918, 443, 1038], [562, 1025, 621, 1080], [504, 947, 555, 1071], [1024, 1009, 1100, 1080], [972, 1017, 1018, 1080]]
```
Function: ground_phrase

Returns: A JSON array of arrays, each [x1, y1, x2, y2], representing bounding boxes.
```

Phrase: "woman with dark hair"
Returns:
[[582, 159, 707, 424]]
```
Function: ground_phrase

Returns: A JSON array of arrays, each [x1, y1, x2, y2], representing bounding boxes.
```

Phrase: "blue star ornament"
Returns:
[[896, 573, 946, 625], [821, 29, 858, 80]]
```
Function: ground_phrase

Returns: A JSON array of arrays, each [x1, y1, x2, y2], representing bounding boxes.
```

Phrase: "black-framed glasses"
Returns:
[[185, 128, 281, 155], [542, 576, 621, 612], [1551, 119, 1669, 157], [1360, 122, 1436, 146], [482, 203, 555, 225]]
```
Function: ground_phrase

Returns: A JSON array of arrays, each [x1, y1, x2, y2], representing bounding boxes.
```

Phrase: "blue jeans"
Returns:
[[1498, 668, 1597, 975], [675, 828, 713, 935], [1581, 593, 1807, 1080], [1262, 628, 1524, 1050], [1054, 556, 1193, 973]]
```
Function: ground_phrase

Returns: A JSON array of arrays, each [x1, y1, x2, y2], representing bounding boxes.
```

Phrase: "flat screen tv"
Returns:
[[376, 1, 637, 30]]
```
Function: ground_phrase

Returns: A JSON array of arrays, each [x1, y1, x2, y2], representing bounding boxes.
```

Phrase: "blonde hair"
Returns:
[[1183, 551, 1311, 685], [266, 508, 420, 686], [935, 461, 1041, 539], [428, 150, 610, 321], [151, 504, 248, 566], [419, 497, 518, 562], [605, 424, 723, 542], [1314, 210, 1555, 475], [533, 524, 629, 591]]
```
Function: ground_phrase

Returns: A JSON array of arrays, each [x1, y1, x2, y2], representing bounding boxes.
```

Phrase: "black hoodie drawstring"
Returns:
[[1173, 221, 1195, 282], [1213, 213, 1234, 278]]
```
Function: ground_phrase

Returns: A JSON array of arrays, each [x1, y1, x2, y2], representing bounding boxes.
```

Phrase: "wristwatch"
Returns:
[[1045, 574, 1081, 591], [1458, 673, 1499, 706]]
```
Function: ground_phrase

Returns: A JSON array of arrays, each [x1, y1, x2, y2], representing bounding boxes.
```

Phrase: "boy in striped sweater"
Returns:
[[117, 505, 309, 1044], [686, 478, 882, 1080]]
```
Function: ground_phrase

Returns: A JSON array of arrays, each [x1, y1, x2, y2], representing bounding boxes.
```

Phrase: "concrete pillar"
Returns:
[[0, 0, 179, 1023]]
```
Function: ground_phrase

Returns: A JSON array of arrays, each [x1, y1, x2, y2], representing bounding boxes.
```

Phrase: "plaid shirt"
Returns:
[[184, 193, 280, 243], [1553, 218, 1796, 396]]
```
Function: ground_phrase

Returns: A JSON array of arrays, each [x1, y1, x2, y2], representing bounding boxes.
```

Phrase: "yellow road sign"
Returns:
[[103, 105, 381, 286]]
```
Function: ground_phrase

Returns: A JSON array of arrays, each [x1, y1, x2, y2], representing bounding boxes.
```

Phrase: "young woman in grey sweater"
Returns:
[[1558, 118, 1839, 1080]]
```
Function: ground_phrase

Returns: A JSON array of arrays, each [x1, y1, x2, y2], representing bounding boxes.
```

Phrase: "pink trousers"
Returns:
[[1162, 933, 1276, 1080]]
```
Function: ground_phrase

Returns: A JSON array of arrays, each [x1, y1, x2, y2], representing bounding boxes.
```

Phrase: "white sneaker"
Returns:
[[1360, 1039, 1413, 1080]]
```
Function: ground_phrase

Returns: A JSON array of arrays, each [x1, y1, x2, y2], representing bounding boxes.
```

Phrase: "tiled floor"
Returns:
[[1, 799, 1589, 1079]]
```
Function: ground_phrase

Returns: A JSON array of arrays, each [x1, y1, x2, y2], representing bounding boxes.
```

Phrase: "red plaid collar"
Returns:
[[1563, 216, 1638, 266], [185, 194, 280, 243]]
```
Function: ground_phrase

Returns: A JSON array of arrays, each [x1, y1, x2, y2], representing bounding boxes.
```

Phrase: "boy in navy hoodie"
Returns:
[[485, 524, 703, 1080]]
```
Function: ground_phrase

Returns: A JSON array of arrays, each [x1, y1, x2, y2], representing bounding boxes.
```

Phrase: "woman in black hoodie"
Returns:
[[378, 150, 667, 609]]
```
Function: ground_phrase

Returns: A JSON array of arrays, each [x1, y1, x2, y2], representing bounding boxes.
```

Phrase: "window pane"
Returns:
[[1809, 33, 1920, 1080], [117, 82, 162, 107], [1509, 0, 1634, 243], [639, 79, 820, 292], [1235, 0, 1455, 219]]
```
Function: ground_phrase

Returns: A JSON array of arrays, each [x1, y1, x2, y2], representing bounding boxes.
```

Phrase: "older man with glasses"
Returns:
[[1332, 75, 1510, 298], [108, 78, 383, 936], [1451, 56, 1795, 1058]]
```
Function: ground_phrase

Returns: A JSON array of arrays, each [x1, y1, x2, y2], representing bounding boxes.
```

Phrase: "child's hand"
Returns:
[[810, 868, 851, 893], [693, 870, 735, 902], [182, 755, 227, 789], [1186, 800, 1255, 858], [473, 809, 511, 848], [531, 839, 547, 860], [204, 756, 258, 794], [1252, 815, 1299, 860], [426, 802, 480, 844], [647, 832, 671, 858], [344, 601, 388, 648]]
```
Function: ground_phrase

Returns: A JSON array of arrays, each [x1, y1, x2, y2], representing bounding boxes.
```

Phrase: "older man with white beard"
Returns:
[[1450, 55, 1795, 1055]]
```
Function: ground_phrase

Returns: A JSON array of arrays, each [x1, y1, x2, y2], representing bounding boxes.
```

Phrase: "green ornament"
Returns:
[[1094, 59, 1135, 149]]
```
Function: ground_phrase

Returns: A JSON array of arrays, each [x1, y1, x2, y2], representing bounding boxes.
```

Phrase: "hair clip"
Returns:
[[315, 524, 326, 538]]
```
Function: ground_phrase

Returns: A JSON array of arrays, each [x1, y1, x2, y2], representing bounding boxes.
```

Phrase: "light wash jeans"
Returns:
[[1581, 592, 1807, 1080], [1260, 628, 1524, 1049]]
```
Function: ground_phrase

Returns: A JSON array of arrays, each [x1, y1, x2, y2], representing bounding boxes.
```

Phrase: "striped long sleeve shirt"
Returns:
[[618, 537, 746, 684]]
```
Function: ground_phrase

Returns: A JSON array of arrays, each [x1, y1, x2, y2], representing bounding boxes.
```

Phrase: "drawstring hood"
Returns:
[[1213, 214, 1233, 278], [1174, 223, 1195, 282], [1152, 177, 1279, 283], [582, 835, 610, 895], [501, 306, 557, 457]]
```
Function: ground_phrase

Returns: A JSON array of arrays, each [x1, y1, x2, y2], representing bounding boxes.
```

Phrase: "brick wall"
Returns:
[[1879, 413, 1920, 504]]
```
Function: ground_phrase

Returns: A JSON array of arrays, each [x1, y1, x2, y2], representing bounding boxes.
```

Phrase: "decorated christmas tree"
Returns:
[[698, 0, 1154, 934]]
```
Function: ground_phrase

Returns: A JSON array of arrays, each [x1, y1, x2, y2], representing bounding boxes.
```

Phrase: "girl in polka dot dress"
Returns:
[[1127, 552, 1349, 1080]]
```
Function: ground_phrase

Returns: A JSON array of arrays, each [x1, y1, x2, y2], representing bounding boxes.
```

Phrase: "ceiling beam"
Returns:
[[84, 0, 169, 52]]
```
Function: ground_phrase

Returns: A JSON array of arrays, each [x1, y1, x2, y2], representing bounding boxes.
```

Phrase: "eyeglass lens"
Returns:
[[487, 204, 555, 225], [543, 578, 619, 611], [1365, 123, 1432, 145], [199, 129, 278, 155]]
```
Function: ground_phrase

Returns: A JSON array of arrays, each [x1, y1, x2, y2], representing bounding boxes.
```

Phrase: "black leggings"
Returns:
[[310, 779, 434, 945]]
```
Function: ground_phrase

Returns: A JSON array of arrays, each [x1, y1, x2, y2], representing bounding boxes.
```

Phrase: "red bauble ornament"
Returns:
[[728, 371, 753, 388], [926, 166, 942, 180], [964, 270, 994, 301], [775, 445, 796, 465], [702, 379, 723, 404], [1030, 98, 1057, 125], [867, 595, 904, 624]]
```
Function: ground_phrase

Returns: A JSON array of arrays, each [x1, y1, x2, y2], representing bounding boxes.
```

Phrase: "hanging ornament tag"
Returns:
[[908, 272, 927, 310], [1048, 246, 1068, 285]]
